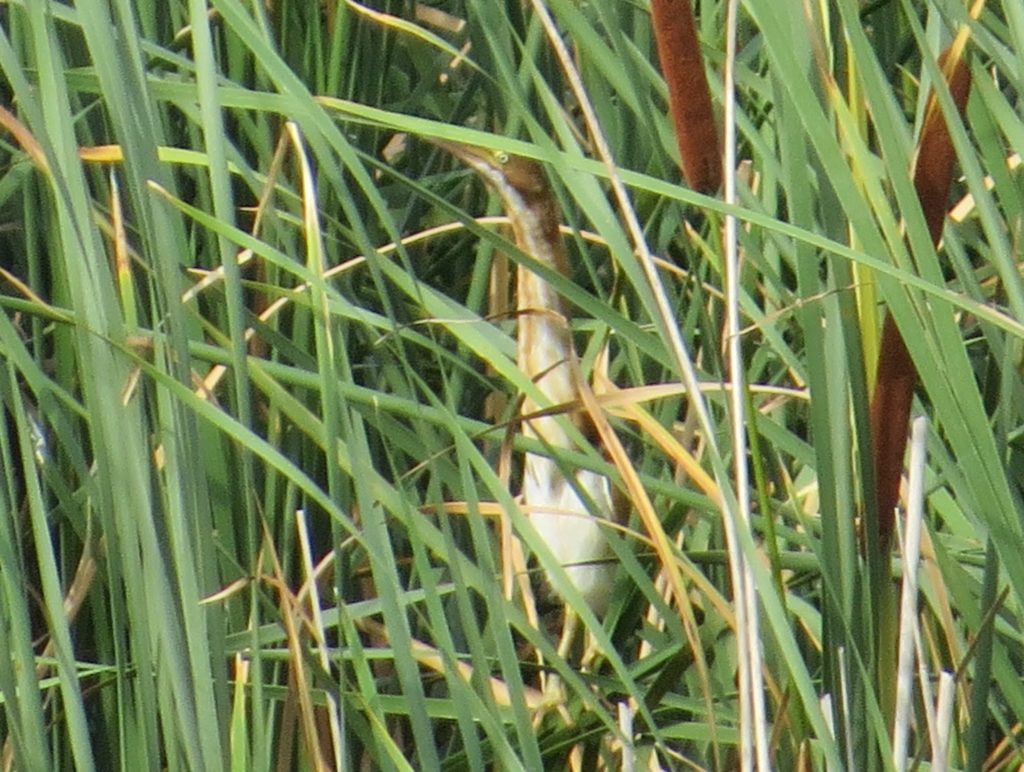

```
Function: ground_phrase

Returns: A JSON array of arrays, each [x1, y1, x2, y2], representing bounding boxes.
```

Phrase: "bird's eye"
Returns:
[[495, 151, 510, 165]]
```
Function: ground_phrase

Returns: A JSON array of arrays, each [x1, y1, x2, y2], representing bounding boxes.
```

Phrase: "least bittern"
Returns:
[[435, 140, 616, 616]]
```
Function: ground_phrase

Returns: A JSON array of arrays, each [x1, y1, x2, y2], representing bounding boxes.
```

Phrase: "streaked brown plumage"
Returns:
[[436, 141, 615, 615]]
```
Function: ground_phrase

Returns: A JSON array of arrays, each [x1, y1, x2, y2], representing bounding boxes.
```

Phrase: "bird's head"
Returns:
[[431, 139, 549, 203]]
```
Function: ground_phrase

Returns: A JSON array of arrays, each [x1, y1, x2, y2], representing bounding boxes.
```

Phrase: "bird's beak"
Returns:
[[426, 137, 493, 171]]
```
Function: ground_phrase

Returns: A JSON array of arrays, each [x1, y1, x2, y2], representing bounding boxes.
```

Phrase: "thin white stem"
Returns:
[[723, 0, 769, 768], [618, 701, 635, 772], [527, 0, 723, 463], [838, 646, 855, 772], [892, 416, 929, 771], [933, 671, 955, 772], [530, 2, 764, 765], [296, 509, 343, 771], [819, 692, 836, 769]]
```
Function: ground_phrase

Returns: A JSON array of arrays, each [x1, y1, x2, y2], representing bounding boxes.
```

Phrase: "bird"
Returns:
[[433, 140, 616, 617]]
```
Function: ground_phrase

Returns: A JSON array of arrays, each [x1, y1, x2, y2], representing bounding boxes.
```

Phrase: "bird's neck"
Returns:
[[508, 193, 578, 446]]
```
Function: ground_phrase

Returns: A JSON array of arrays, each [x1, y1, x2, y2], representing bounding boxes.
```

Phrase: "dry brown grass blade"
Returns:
[[574, 370, 721, 754], [260, 528, 333, 772], [1, 535, 99, 771], [0, 105, 50, 172], [355, 618, 551, 711]]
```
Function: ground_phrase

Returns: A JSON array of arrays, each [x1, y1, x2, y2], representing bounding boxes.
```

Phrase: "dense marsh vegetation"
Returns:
[[0, 1, 1022, 769]]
